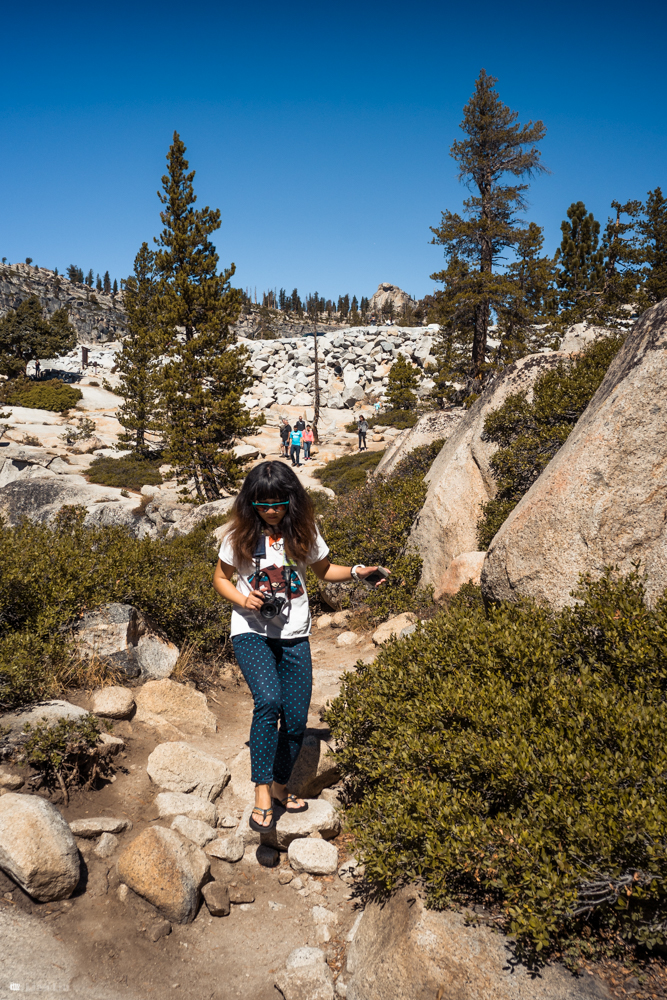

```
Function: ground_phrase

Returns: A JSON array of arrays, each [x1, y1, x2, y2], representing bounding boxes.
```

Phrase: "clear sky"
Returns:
[[1, 0, 665, 303]]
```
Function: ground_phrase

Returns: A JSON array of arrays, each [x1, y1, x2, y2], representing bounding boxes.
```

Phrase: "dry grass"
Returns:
[[55, 650, 126, 695], [171, 642, 236, 691]]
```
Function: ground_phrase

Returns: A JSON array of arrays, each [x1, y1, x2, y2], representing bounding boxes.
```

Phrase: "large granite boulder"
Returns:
[[481, 300, 667, 609], [344, 887, 611, 1000], [374, 409, 464, 477], [116, 826, 209, 923], [146, 741, 229, 801], [409, 353, 568, 593], [74, 603, 179, 680], [0, 794, 80, 901]]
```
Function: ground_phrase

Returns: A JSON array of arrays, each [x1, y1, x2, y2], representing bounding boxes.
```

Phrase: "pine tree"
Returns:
[[103, 271, 111, 294], [86, 268, 94, 287], [153, 132, 261, 501], [385, 354, 419, 410], [497, 222, 558, 357], [116, 243, 161, 456], [430, 70, 546, 382], [0, 296, 76, 378], [554, 201, 604, 322], [596, 200, 644, 322], [67, 265, 84, 284], [95, 273, 102, 291], [112, 279, 118, 295], [427, 256, 477, 406], [638, 187, 667, 306]]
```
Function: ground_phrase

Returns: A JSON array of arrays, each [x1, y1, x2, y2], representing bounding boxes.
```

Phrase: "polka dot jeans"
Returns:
[[231, 633, 313, 786]]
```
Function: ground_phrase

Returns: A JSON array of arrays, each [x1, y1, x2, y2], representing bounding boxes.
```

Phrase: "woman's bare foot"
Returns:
[[252, 783, 274, 827], [271, 781, 306, 811]]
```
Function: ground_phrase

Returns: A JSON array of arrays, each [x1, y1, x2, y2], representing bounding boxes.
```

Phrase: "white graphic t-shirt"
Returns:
[[218, 528, 330, 638]]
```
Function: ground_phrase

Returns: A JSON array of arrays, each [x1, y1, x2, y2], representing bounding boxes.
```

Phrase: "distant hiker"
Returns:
[[290, 427, 303, 467], [295, 415, 306, 432], [34, 359, 41, 378], [302, 425, 314, 461], [279, 419, 291, 458], [358, 415, 368, 451]]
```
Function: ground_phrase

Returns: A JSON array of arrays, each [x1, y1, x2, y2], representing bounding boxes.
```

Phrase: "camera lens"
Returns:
[[260, 601, 279, 620]]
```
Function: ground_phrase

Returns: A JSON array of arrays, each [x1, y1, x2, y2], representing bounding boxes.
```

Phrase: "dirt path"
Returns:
[[0, 621, 375, 999]]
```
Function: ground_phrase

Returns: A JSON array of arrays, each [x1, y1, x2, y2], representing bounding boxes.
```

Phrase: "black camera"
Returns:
[[259, 594, 287, 620]]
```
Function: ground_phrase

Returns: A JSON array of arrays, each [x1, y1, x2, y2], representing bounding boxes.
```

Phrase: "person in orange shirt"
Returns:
[[302, 424, 314, 460]]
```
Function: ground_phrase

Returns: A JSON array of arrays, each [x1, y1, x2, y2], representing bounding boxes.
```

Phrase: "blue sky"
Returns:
[[1, 0, 665, 302]]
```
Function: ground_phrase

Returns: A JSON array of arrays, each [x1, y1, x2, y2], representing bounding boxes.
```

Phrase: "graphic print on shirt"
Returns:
[[248, 564, 304, 598]]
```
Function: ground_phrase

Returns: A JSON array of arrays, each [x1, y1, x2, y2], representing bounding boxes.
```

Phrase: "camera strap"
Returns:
[[252, 533, 293, 612]]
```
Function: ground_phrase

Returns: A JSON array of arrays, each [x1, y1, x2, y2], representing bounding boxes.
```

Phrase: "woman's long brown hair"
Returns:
[[226, 461, 317, 565]]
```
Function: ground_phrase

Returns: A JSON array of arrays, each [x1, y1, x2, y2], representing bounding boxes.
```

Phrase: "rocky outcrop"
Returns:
[[374, 409, 464, 476], [434, 551, 486, 601], [0, 262, 127, 344], [409, 353, 569, 593], [368, 282, 415, 316], [0, 794, 80, 902], [74, 603, 179, 680], [481, 299, 667, 609], [343, 887, 611, 1000], [146, 742, 229, 801]]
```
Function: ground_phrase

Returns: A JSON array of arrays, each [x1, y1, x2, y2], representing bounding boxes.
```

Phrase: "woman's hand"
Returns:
[[356, 566, 390, 587], [243, 590, 266, 611]]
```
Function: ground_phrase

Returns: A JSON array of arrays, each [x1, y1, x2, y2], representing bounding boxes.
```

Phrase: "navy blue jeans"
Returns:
[[232, 633, 312, 786]]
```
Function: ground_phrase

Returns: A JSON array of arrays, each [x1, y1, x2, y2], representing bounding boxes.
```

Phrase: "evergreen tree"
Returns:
[[67, 265, 84, 283], [290, 288, 301, 313], [0, 296, 76, 378], [85, 268, 94, 287], [103, 270, 111, 294], [431, 69, 546, 382], [497, 222, 558, 358], [95, 273, 102, 291], [351, 295, 358, 312], [153, 132, 260, 501], [278, 288, 287, 310], [427, 256, 477, 406], [554, 201, 604, 322], [116, 243, 161, 456], [385, 354, 419, 410], [112, 279, 118, 295], [596, 200, 644, 322], [638, 187, 667, 306]]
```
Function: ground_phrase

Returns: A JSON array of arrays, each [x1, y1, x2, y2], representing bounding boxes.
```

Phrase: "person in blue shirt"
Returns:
[[290, 427, 302, 467]]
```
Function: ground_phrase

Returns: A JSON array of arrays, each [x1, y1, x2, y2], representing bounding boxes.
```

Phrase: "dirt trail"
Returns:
[[0, 622, 375, 999]]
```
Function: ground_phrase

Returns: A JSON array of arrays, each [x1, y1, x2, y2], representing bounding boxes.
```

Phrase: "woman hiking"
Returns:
[[213, 461, 388, 832]]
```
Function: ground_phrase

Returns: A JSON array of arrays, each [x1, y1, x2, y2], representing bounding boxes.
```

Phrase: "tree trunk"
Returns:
[[312, 333, 320, 444]]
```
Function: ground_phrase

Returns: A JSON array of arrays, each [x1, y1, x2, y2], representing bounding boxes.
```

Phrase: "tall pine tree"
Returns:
[[638, 187, 667, 306], [116, 243, 161, 457], [554, 201, 604, 322], [430, 70, 546, 383], [153, 132, 260, 501]]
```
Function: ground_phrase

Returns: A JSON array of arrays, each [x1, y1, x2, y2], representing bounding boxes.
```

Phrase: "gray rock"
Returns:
[[205, 835, 245, 862], [260, 799, 341, 851], [0, 769, 24, 791], [90, 685, 135, 718], [165, 497, 235, 538], [275, 958, 334, 1000], [288, 838, 338, 875], [481, 302, 667, 609], [134, 679, 217, 736], [116, 826, 209, 924], [147, 918, 172, 941], [1, 700, 88, 743], [93, 832, 120, 858], [375, 409, 464, 477], [75, 604, 179, 681], [171, 815, 218, 847], [154, 792, 217, 825], [69, 817, 131, 838], [409, 352, 570, 594], [345, 886, 611, 999], [0, 793, 80, 901], [146, 741, 229, 801]]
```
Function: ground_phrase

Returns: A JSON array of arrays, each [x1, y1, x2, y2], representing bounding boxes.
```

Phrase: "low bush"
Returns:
[[344, 410, 420, 433], [0, 507, 230, 710], [477, 334, 625, 548], [317, 441, 443, 619], [12, 715, 114, 804], [0, 378, 83, 412], [313, 450, 384, 494], [87, 453, 163, 490], [327, 569, 667, 959]]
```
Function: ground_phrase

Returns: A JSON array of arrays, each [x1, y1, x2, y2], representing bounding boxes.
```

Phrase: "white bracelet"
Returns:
[[351, 564, 365, 583]]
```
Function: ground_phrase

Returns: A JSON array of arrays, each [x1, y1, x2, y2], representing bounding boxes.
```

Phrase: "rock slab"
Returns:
[[288, 838, 339, 875], [134, 679, 217, 736], [482, 301, 667, 609], [116, 826, 209, 924], [69, 816, 131, 838], [90, 685, 135, 718], [260, 799, 341, 851], [154, 792, 217, 825], [372, 612, 417, 645], [345, 887, 611, 999], [434, 551, 486, 601], [0, 793, 80, 901], [146, 741, 229, 800]]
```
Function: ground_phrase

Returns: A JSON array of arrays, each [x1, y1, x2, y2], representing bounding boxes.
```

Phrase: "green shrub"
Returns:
[[313, 449, 384, 494], [385, 355, 419, 410], [0, 378, 83, 412], [477, 334, 625, 548], [317, 441, 443, 619], [0, 507, 230, 710], [327, 569, 667, 958], [12, 715, 113, 804], [87, 453, 163, 490]]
